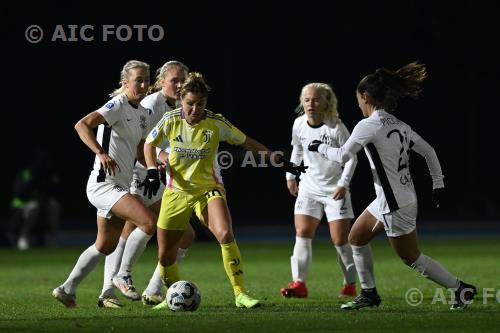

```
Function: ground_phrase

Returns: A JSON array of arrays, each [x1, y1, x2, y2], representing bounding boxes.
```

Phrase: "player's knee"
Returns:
[[348, 232, 362, 246], [95, 242, 116, 255], [141, 222, 156, 236], [141, 213, 157, 235], [295, 227, 314, 238]]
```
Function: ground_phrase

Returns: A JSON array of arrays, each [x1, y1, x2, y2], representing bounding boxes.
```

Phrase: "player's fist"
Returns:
[[139, 168, 160, 199], [432, 187, 445, 209]]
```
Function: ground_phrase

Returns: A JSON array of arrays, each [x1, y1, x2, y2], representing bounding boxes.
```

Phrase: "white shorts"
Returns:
[[130, 177, 165, 207], [294, 189, 354, 221], [87, 181, 129, 219], [367, 199, 417, 237]]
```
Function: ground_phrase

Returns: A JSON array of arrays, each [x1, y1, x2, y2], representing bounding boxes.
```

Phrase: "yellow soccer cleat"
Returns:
[[235, 293, 260, 308], [97, 296, 123, 309], [152, 300, 168, 310], [142, 291, 164, 306]]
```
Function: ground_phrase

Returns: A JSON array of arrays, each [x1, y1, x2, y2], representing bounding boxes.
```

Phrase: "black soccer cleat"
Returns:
[[341, 288, 381, 310], [450, 281, 477, 310]]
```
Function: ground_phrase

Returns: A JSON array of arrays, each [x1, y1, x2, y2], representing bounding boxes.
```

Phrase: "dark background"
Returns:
[[3, 1, 499, 237]]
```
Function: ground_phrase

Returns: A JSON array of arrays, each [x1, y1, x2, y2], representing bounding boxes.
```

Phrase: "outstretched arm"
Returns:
[[309, 138, 363, 164]]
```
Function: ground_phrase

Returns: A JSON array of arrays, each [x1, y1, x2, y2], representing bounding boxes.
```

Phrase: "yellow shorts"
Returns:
[[157, 187, 226, 230]]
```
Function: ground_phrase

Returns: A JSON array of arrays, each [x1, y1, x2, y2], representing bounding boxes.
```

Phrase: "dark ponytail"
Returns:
[[357, 62, 427, 112]]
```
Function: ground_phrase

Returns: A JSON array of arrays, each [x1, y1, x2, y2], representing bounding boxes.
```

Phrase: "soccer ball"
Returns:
[[166, 280, 201, 312]]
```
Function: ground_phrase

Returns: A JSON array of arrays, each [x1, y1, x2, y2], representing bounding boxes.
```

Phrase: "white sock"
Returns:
[[144, 264, 163, 296], [291, 236, 312, 282], [411, 253, 460, 288], [100, 237, 126, 296], [62, 244, 105, 294], [352, 244, 375, 289], [176, 248, 189, 264], [117, 228, 152, 277], [335, 243, 357, 285]]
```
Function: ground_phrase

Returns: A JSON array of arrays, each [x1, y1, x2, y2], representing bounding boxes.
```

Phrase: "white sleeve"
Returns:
[[286, 120, 303, 180], [95, 98, 121, 126], [286, 144, 303, 181], [335, 121, 357, 189], [411, 137, 445, 189], [318, 137, 363, 164], [337, 150, 357, 189]]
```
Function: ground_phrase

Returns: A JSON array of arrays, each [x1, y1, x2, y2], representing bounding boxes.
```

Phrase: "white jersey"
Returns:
[[88, 94, 149, 188], [318, 110, 444, 214], [287, 115, 357, 196], [132, 91, 176, 184]]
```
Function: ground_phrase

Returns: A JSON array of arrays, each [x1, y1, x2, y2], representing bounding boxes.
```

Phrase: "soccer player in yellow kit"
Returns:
[[142, 72, 306, 308]]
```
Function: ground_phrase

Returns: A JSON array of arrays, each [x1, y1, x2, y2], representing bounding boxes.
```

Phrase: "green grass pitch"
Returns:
[[1, 238, 499, 332]]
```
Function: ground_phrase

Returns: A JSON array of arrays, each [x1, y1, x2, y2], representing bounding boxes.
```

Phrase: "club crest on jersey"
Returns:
[[151, 129, 158, 138], [203, 129, 213, 143], [105, 102, 115, 109], [146, 108, 153, 115], [319, 134, 334, 146], [140, 115, 147, 129]]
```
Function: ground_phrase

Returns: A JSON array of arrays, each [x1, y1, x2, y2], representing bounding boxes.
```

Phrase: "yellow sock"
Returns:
[[158, 262, 180, 288], [220, 240, 245, 296]]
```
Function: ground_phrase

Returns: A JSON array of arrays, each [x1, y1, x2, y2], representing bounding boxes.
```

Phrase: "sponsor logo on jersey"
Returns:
[[112, 185, 127, 192], [173, 134, 183, 143], [105, 102, 115, 109]]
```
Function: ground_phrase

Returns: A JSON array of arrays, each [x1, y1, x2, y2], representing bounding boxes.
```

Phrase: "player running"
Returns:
[[142, 72, 307, 309], [308, 62, 477, 310]]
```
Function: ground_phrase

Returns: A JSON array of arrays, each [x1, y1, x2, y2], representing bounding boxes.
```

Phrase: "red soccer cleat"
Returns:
[[280, 281, 308, 298], [338, 283, 356, 298]]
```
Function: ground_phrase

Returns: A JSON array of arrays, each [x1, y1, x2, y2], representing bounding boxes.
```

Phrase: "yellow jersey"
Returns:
[[146, 108, 246, 194]]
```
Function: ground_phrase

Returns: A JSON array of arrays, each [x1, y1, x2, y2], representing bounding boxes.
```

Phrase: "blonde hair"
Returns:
[[109, 60, 150, 97], [297, 83, 339, 119], [149, 60, 189, 94]]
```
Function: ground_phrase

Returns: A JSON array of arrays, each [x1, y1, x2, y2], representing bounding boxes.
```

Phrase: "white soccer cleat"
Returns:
[[142, 291, 164, 306], [52, 286, 77, 308], [112, 275, 140, 300]]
